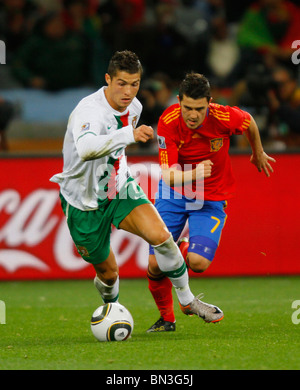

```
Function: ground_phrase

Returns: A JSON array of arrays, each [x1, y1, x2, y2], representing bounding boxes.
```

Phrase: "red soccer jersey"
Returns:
[[157, 102, 251, 200]]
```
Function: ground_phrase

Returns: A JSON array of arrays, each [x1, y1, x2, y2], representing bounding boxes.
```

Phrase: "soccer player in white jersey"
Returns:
[[50, 50, 223, 324]]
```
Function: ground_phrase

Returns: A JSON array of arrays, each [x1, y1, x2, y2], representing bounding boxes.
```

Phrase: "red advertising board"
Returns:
[[0, 153, 299, 280]]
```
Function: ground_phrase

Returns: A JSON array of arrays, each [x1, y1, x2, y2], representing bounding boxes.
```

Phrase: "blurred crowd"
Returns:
[[0, 0, 300, 151]]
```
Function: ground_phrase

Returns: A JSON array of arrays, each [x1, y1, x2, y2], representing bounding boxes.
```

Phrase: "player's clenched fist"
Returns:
[[195, 160, 213, 179], [133, 125, 154, 143]]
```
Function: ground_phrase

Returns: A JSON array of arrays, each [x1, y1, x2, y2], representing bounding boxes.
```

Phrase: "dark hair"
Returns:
[[107, 50, 143, 79], [178, 73, 211, 102]]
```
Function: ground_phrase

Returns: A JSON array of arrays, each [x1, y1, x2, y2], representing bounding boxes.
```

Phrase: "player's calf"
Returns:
[[152, 235, 194, 306], [93, 252, 119, 303]]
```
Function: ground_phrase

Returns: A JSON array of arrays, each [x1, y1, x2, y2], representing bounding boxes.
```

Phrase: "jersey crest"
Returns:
[[210, 138, 223, 152], [132, 115, 138, 128], [76, 245, 90, 257]]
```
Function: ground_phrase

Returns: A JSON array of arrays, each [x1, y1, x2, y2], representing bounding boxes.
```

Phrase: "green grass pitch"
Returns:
[[0, 276, 299, 370]]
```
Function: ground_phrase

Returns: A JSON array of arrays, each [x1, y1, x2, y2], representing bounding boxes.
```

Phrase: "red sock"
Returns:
[[147, 270, 175, 323], [179, 240, 190, 267]]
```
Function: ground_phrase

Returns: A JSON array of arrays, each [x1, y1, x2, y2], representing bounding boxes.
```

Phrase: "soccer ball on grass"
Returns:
[[91, 302, 134, 342]]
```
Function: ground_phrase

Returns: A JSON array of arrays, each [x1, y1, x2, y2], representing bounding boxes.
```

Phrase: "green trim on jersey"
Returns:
[[76, 131, 97, 142], [114, 112, 129, 129], [114, 115, 124, 129]]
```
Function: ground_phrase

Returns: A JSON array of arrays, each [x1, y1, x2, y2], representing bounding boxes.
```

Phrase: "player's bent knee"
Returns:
[[188, 254, 211, 273], [187, 235, 217, 272]]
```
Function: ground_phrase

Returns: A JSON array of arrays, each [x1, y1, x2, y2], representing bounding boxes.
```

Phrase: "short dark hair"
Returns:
[[107, 50, 143, 78], [178, 73, 211, 102]]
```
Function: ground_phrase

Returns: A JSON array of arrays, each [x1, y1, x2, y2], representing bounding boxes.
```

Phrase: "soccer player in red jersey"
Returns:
[[147, 73, 275, 332]]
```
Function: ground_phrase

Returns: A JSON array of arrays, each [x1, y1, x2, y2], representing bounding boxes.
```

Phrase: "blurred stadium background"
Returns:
[[0, 0, 300, 281]]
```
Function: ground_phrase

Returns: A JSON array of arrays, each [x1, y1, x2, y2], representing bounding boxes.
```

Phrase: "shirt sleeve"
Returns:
[[157, 117, 179, 169], [228, 106, 251, 135]]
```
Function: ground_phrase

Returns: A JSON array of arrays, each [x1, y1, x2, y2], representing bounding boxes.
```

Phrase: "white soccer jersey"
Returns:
[[50, 86, 142, 210]]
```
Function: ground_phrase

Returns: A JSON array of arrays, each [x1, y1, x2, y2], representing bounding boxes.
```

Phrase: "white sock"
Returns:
[[153, 235, 194, 305], [174, 284, 194, 306], [94, 275, 119, 303]]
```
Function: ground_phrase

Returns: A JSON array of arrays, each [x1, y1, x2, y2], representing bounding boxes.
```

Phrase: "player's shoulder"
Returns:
[[209, 102, 248, 122], [210, 102, 250, 114], [160, 103, 181, 126], [75, 89, 102, 112], [209, 102, 230, 116], [207, 103, 231, 128], [75, 89, 115, 125]]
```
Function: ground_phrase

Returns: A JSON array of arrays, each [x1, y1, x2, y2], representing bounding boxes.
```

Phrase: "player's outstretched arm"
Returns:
[[244, 115, 276, 177], [76, 125, 153, 161], [161, 160, 213, 187]]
